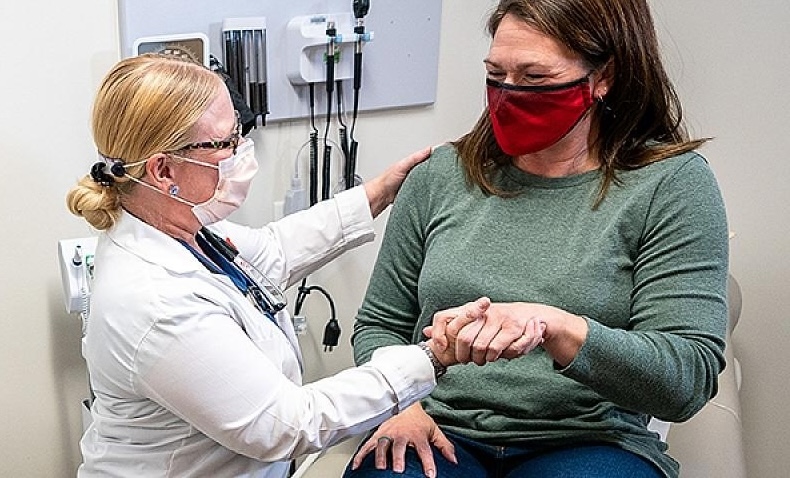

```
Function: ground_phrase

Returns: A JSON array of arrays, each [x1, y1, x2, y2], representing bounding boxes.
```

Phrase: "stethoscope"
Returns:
[[180, 227, 287, 323]]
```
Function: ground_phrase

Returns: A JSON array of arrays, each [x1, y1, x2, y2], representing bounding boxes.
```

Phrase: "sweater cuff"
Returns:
[[556, 316, 599, 379], [369, 345, 436, 414]]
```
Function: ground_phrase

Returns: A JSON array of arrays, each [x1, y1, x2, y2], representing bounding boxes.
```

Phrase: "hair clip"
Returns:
[[110, 160, 127, 178], [91, 153, 129, 187], [90, 162, 115, 187]]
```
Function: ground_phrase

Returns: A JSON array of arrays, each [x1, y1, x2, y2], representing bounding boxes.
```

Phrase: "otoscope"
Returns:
[[346, 0, 371, 190]]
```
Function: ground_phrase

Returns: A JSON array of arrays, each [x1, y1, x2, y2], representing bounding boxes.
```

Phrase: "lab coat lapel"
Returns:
[[108, 211, 211, 275]]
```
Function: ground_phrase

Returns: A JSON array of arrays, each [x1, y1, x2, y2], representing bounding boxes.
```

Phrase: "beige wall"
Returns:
[[1, 1, 787, 477], [650, 2, 790, 477]]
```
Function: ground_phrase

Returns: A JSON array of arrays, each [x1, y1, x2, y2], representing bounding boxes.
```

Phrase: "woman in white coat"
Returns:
[[66, 54, 545, 477]]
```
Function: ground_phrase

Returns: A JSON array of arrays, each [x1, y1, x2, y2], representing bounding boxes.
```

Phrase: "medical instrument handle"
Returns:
[[353, 49, 363, 90], [322, 144, 332, 200], [347, 141, 359, 190], [200, 228, 287, 312], [309, 132, 319, 205], [234, 257, 287, 313], [325, 21, 337, 93]]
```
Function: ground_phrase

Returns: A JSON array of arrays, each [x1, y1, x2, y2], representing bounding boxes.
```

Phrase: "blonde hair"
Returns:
[[66, 53, 224, 230]]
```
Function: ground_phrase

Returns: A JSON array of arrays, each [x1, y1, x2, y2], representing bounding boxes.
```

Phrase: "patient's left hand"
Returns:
[[427, 299, 548, 365]]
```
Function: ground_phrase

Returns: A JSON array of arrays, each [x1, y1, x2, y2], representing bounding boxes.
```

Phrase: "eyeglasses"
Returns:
[[179, 110, 242, 154]]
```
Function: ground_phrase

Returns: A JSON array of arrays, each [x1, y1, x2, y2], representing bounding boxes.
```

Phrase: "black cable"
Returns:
[[293, 283, 340, 352], [337, 80, 351, 177], [336, 80, 347, 129], [346, 59, 361, 190], [308, 83, 319, 207], [294, 285, 335, 318]]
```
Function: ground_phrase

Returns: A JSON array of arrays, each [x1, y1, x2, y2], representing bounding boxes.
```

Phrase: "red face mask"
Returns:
[[487, 74, 593, 156]]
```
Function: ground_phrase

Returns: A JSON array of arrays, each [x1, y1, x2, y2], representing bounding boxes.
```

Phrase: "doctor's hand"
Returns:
[[350, 403, 454, 478], [364, 146, 431, 218], [424, 296, 492, 366]]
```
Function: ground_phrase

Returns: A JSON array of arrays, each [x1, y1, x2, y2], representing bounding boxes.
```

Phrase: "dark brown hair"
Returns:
[[453, 0, 707, 205]]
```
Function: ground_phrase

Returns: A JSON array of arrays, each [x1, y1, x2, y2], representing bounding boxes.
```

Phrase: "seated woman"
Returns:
[[345, 0, 729, 477]]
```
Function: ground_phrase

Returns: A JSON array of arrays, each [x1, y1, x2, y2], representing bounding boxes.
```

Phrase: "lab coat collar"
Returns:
[[106, 211, 303, 363], [106, 210, 207, 275]]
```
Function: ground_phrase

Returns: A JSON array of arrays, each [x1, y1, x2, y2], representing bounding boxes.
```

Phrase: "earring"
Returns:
[[169, 184, 180, 196], [596, 94, 615, 118]]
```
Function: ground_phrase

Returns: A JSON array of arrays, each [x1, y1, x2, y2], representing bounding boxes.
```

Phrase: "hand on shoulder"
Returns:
[[364, 146, 432, 217]]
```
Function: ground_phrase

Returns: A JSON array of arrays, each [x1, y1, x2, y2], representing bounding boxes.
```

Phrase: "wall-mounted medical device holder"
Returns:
[[58, 236, 99, 429], [132, 32, 210, 67], [222, 17, 269, 126], [117, 0, 441, 123], [58, 236, 98, 328], [285, 13, 371, 86]]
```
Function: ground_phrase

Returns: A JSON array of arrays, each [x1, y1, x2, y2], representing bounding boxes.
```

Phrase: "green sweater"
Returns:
[[351, 144, 729, 477]]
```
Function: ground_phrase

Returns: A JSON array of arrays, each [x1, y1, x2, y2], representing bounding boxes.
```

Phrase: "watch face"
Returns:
[[136, 38, 205, 65]]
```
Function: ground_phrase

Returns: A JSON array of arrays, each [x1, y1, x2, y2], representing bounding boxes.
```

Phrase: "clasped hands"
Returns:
[[424, 296, 547, 368], [352, 298, 564, 477]]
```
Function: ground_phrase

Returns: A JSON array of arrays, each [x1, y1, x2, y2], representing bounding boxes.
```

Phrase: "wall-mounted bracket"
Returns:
[[285, 13, 373, 86]]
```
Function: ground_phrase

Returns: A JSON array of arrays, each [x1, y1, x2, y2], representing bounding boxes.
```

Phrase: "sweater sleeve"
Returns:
[[561, 155, 729, 421], [351, 157, 436, 364]]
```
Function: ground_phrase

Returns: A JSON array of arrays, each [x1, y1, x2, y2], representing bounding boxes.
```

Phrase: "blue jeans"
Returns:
[[342, 431, 663, 478]]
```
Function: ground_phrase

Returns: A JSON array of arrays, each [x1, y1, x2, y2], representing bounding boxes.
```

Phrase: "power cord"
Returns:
[[293, 284, 340, 352]]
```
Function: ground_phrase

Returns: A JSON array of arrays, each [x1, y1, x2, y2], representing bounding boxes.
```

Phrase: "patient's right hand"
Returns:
[[350, 403, 454, 478]]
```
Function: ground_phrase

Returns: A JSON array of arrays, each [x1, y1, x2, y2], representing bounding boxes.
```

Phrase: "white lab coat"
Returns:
[[78, 187, 435, 478]]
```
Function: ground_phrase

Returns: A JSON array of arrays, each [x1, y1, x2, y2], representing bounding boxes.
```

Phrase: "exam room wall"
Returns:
[[650, 2, 790, 477], [0, 1, 787, 477]]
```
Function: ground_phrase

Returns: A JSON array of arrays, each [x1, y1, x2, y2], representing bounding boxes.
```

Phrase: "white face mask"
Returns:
[[179, 139, 259, 225], [126, 139, 259, 225]]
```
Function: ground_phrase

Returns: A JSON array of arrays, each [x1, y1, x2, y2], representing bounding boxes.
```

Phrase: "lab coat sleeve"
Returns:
[[215, 186, 374, 289], [133, 306, 435, 461]]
